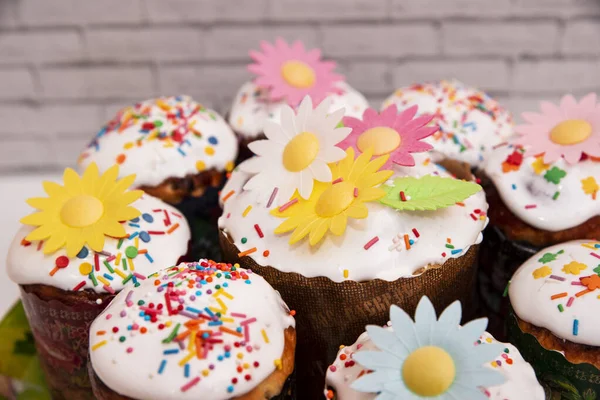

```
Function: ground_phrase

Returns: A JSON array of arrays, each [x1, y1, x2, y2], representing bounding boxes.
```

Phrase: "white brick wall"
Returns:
[[0, 0, 599, 172]]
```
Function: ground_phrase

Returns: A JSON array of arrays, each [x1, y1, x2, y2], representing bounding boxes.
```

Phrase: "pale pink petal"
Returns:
[[560, 94, 578, 116], [521, 112, 546, 124], [540, 101, 561, 116], [542, 146, 564, 164], [562, 148, 584, 164], [579, 92, 597, 109]]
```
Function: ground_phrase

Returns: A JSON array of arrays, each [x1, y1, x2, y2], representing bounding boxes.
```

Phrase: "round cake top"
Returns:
[[89, 260, 295, 400], [324, 297, 544, 400], [228, 38, 369, 139], [219, 99, 488, 282], [509, 240, 600, 347], [382, 80, 513, 168], [484, 94, 600, 232], [78, 95, 237, 187], [7, 164, 190, 293]]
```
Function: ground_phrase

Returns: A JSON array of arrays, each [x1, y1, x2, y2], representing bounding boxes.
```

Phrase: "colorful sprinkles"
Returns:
[[90, 260, 294, 397]]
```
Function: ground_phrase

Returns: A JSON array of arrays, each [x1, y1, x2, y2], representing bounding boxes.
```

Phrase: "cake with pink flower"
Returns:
[[382, 80, 513, 172], [218, 96, 489, 397], [227, 38, 369, 161], [478, 93, 600, 338]]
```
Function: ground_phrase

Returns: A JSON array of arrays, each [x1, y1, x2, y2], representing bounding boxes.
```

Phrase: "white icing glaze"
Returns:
[[382, 80, 513, 168], [89, 261, 295, 400], [218, 153, 488, 282], [509, 240, 600, 347], [484, 143, 600, 231], [228, 81, 369, 139], [7, 195, 191, 293], [324, 329, 544, 400], [78, 96, 238, 188]]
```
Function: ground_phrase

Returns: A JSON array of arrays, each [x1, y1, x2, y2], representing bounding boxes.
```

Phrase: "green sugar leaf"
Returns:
[[378, 175, 482, 211]]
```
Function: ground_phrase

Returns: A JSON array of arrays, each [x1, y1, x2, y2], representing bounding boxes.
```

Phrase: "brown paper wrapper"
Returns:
[[19, 284, 113, 400], [220, 230, 478, 399], [507, 313, 600, 399]]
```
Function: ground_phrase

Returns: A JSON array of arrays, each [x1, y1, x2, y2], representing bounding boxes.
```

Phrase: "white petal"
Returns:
[[298, 171, 315, 199], [280, 104, 298, 136], [263, 120, 289, 143], [238, 157, 267, 174], [457, 318, 489, 345], [325, 126, 353, 146], [309, 160, 332, 182], [351, 369, 398, 393], [296, 96, 313, 131], [248, 139, 275, 156], [414, 297, 437, 345], [390, 305, 420, 351], [319, 146, 347, 163], [466, 343, 505, 367], [352, 350, 400, 369], [315, 97, 333, 117], [434, 301, 462, 343], [365, 325, 411, 358]]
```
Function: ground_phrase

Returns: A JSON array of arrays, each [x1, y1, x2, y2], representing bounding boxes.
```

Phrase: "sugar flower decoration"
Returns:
[[271, 147, 393, 246], [352, 297, 505, 400], [21, 163, 143, 257], [248, 38, 343, 106], [239, 96, 351, 204], [516, 93, 600, 164], [339, 105, 437, 168]]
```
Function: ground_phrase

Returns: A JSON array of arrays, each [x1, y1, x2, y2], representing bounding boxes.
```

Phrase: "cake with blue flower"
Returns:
[[325, 297, 544, 400]]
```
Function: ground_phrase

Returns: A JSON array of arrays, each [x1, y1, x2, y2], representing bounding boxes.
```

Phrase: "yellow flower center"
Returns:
[[357, 127, 401, 156], [281, 60, 316, 88], [282, 132, 320, 172], [60, 194, 104, 228], [315, 181, 355, 217], [402, 346, 456, 397], [549, 119, 592, 145]]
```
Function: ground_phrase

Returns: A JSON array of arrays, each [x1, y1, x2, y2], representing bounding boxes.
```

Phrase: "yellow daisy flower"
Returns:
[[271, 147, 393, 246], [21, 163, 143, 257]]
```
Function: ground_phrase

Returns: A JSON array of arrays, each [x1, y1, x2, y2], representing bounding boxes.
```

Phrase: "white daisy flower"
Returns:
[[239, 96, 351, 204], [352, 297, 506, 400]]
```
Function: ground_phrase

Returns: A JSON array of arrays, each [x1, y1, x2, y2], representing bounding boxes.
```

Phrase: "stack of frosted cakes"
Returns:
[[228, 38, 369, 161], [88, 260, 296, 400], [509, 240, 600, 398], [78, 95, 238, 260], [7, 164, 191, 399], [219, 97, 488, 397], [479, 94, 600, 337]]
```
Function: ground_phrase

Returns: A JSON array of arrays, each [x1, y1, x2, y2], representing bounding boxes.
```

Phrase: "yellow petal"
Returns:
[[348, 147, 373, 182], [337, 148, 355, 179], [43, 232, 67, 255], [110, 189, 144, 207], [114, 206, 141, 222], [81, 162, 100, 194], [329, 214, 348, 236], [42, 181, 67, 198], [363, 154, 389, 175], [289, 218, 319, 245], [357, 187, 386, 202], [274, 214, 305, 234], [26, 197, 53, 210], [65, 234, 86, 258], [63, 168, 83, 196], [357, 170, 393, 188], [309, 219, 330, 246], [85, 228, 105, 253], [97, 219, 126, 238], [20, 212, 47, 226], [96, 164, 120, 198], [25, 224, 56, 241], [345, 203, 368, 219], [103, 174, 137, 199]]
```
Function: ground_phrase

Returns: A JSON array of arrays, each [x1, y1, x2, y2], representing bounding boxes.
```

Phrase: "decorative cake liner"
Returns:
[[19, 284, 113, 400], [478, 225, 540, 340], [220, 230, 479, 399], [507, 313, 599, 400]]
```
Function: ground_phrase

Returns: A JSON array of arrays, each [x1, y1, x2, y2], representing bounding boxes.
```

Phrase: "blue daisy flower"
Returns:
[[351, 296, 506, 399]]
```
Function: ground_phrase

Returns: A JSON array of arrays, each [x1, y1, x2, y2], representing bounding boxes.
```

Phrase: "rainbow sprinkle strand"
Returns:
[[91, 261, 292, 396]]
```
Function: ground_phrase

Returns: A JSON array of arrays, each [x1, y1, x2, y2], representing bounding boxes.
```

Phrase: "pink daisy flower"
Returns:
[[247, 38, 343, 106], [339, 105, 438, 168], [516, 93, 600, 164]]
